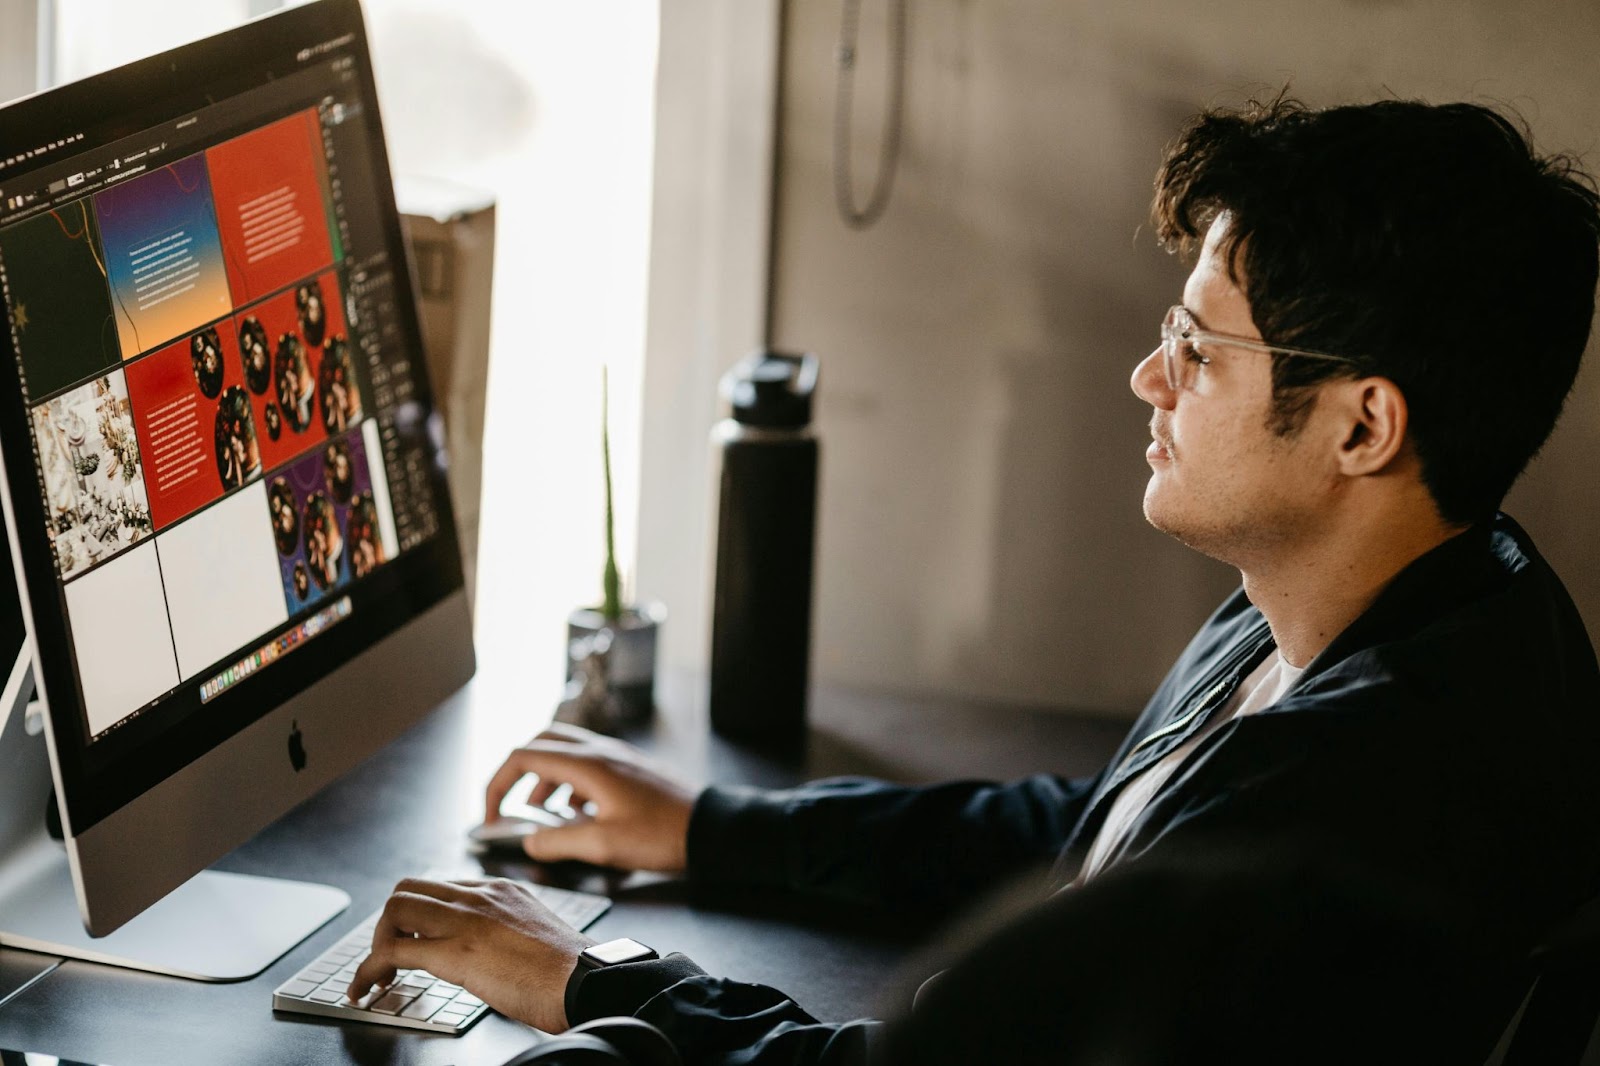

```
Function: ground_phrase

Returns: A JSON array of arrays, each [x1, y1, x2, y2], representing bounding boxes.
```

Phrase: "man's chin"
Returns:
[[1141, 478, 1174, 532], [1142, 491, 1244, 565], [1142, 484, 1201, 547]]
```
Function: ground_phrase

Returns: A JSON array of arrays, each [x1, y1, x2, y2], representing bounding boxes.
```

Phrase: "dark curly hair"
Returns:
[[1152, 93, 1600, 526]]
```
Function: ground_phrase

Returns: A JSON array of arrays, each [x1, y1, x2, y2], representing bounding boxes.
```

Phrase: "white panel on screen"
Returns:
[[157, 482, 289, 680], [64, 542, 180, 736], [363, 418, 399, 559]]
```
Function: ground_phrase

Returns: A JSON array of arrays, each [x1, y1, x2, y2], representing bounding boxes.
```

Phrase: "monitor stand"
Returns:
[[0, 671, 350, 982]]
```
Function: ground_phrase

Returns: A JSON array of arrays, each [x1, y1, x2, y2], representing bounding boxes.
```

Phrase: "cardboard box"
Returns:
[[398, 177, 496, 616]]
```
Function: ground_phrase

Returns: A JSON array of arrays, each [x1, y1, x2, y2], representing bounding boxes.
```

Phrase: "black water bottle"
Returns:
[[710, 351, 820, 752]]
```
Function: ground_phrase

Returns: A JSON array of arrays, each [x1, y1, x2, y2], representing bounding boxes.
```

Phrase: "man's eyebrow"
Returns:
[[1180, 304, 1214, 331]]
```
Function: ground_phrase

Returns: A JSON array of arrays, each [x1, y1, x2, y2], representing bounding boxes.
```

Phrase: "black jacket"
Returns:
[[569, 515, 1600, 1064]]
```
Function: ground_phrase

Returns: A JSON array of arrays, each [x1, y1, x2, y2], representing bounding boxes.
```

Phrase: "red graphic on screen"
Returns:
[[233, 269, 354, 471], [125, 324, 263, 530], [206, 109, 336, 306]]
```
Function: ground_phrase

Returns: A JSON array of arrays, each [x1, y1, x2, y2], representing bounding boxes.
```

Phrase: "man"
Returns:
[[352, 96, 1600, 1063]]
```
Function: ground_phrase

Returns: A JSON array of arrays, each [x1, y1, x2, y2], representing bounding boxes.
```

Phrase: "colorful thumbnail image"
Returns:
[[124, 324, 263, 530], [233, 269, 360, 471], [31, 372, 152, 580], [0, 202, 121, 398], [205, 108, 338, 307], [269, 427, 383, 613], [94, 154, 235, 361]]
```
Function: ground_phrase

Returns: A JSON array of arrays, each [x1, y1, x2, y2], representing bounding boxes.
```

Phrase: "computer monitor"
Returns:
[[0, 0, 476, 980]]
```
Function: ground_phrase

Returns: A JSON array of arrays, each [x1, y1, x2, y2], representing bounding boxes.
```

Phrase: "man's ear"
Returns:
[[1334, 377, 1408, 476]]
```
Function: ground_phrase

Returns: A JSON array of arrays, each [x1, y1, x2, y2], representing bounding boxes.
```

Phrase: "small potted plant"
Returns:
[[558, 368, 664, 731]]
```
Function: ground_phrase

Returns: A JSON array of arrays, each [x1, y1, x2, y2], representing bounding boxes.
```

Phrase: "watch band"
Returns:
[[566, 938, 659, 1024]]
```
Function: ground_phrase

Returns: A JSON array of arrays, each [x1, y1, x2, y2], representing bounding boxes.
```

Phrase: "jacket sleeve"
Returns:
[[685, 773, 1099, 915], [571, 954, 884, 1066]]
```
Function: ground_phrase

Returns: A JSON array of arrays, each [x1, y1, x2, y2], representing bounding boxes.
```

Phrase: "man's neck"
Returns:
[[1240, 510, 1468, 669]]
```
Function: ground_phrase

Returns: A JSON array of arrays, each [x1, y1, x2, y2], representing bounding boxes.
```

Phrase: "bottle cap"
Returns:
[[721, 351, 819, 428]]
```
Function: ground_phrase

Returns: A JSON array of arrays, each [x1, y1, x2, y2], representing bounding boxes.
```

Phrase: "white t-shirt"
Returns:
[[1073, 649, 1304, 885]]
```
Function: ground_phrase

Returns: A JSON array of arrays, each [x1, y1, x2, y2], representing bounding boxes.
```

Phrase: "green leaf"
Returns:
[[601, 365, 621, 621]]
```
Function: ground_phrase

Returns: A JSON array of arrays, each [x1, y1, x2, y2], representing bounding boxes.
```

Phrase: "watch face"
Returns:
[[586, 938, 654, 965]]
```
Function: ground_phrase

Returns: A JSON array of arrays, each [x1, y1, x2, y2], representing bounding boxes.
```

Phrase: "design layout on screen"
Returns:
[[0, 106, 404, 740]]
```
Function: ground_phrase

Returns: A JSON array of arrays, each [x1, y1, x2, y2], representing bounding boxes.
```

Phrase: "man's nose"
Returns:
[[1131, 346, 1176, 410]]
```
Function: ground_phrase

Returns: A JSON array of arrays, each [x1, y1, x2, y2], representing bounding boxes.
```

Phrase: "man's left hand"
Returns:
[[348, 877, 595, 1033]]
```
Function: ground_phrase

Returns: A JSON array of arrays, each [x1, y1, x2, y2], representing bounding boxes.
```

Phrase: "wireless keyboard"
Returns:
[[272, 882, 611, 1033]]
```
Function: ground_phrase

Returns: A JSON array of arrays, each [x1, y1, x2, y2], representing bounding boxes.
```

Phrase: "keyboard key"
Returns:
[[369, 991, 415, 1015], [451, 992, 483, 1008], [355, 986, 391, 1010], [400, 994, 452, 1021], [309, 987, 349, 1005], [277, 979, 320, 998], [303, 961, 339, 977], [434, 1008, 472, 1027]]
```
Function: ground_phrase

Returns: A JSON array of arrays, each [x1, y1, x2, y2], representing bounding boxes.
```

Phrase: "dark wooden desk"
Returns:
[[0, 671, 1126, 1066]]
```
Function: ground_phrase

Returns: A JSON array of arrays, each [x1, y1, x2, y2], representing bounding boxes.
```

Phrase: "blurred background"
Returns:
[[5, 0, 1599, 722]]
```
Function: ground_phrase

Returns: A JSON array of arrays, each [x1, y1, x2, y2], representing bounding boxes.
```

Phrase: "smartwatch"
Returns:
[[566, 938, 660, 1021], [578, 937, 659, 973]]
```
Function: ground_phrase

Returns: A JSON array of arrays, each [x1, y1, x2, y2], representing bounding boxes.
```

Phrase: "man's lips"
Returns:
[[1148, 424, 1173, 462]]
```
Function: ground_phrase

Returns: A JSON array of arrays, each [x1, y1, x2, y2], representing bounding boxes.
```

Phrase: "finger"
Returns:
[[484, 746, 579, 821], [347, 952, 396, 1004], [522, 819, 612, 869], [484, 748, 542, 824], [541, 781, 577, 814], [391, 877, 476, 904], [484, 744, 614, 822], [525, 776, 564, 810], [378, 891, 461, 940], [348, 933, 452, 1003], [348, 891, 463, 1002]]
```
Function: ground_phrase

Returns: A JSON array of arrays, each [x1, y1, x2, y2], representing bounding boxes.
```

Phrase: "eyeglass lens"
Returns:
[[1161, 306, 1189, 391]]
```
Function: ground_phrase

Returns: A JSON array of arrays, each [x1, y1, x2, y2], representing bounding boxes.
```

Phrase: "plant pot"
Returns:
[[561, 601, 665, 730]]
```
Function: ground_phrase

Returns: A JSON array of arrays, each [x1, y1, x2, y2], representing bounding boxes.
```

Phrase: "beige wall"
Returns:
[[0, 3, 40, 103], [769, 0, 1600, 718]]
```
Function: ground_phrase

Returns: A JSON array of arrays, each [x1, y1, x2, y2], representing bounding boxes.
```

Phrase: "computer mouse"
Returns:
[[469, 815, 556, 847], [468, 809, 595, 849]]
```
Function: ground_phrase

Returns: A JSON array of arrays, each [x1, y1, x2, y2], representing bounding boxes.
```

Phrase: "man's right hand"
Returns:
[[483, 722, 700, 874]]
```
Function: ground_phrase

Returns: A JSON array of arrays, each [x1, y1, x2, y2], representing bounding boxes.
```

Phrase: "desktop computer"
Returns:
[[0, 0, 477, 981]]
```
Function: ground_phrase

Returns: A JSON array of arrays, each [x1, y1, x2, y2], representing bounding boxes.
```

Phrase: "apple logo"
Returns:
[[288, 719, 307, 772]]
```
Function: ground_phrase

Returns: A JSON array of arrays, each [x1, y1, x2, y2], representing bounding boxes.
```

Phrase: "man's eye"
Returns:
[[1184, 345, 1210, 366]]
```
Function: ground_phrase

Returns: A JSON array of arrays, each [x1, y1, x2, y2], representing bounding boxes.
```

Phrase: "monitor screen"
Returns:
[[0, 0, 465, 837]]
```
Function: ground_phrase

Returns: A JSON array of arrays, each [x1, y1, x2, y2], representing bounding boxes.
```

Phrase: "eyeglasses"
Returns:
[[1159, 305, 1362, 392]]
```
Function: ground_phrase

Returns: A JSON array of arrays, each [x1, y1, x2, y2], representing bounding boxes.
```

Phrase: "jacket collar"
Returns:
[[1296, 514, 1514, 685]]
